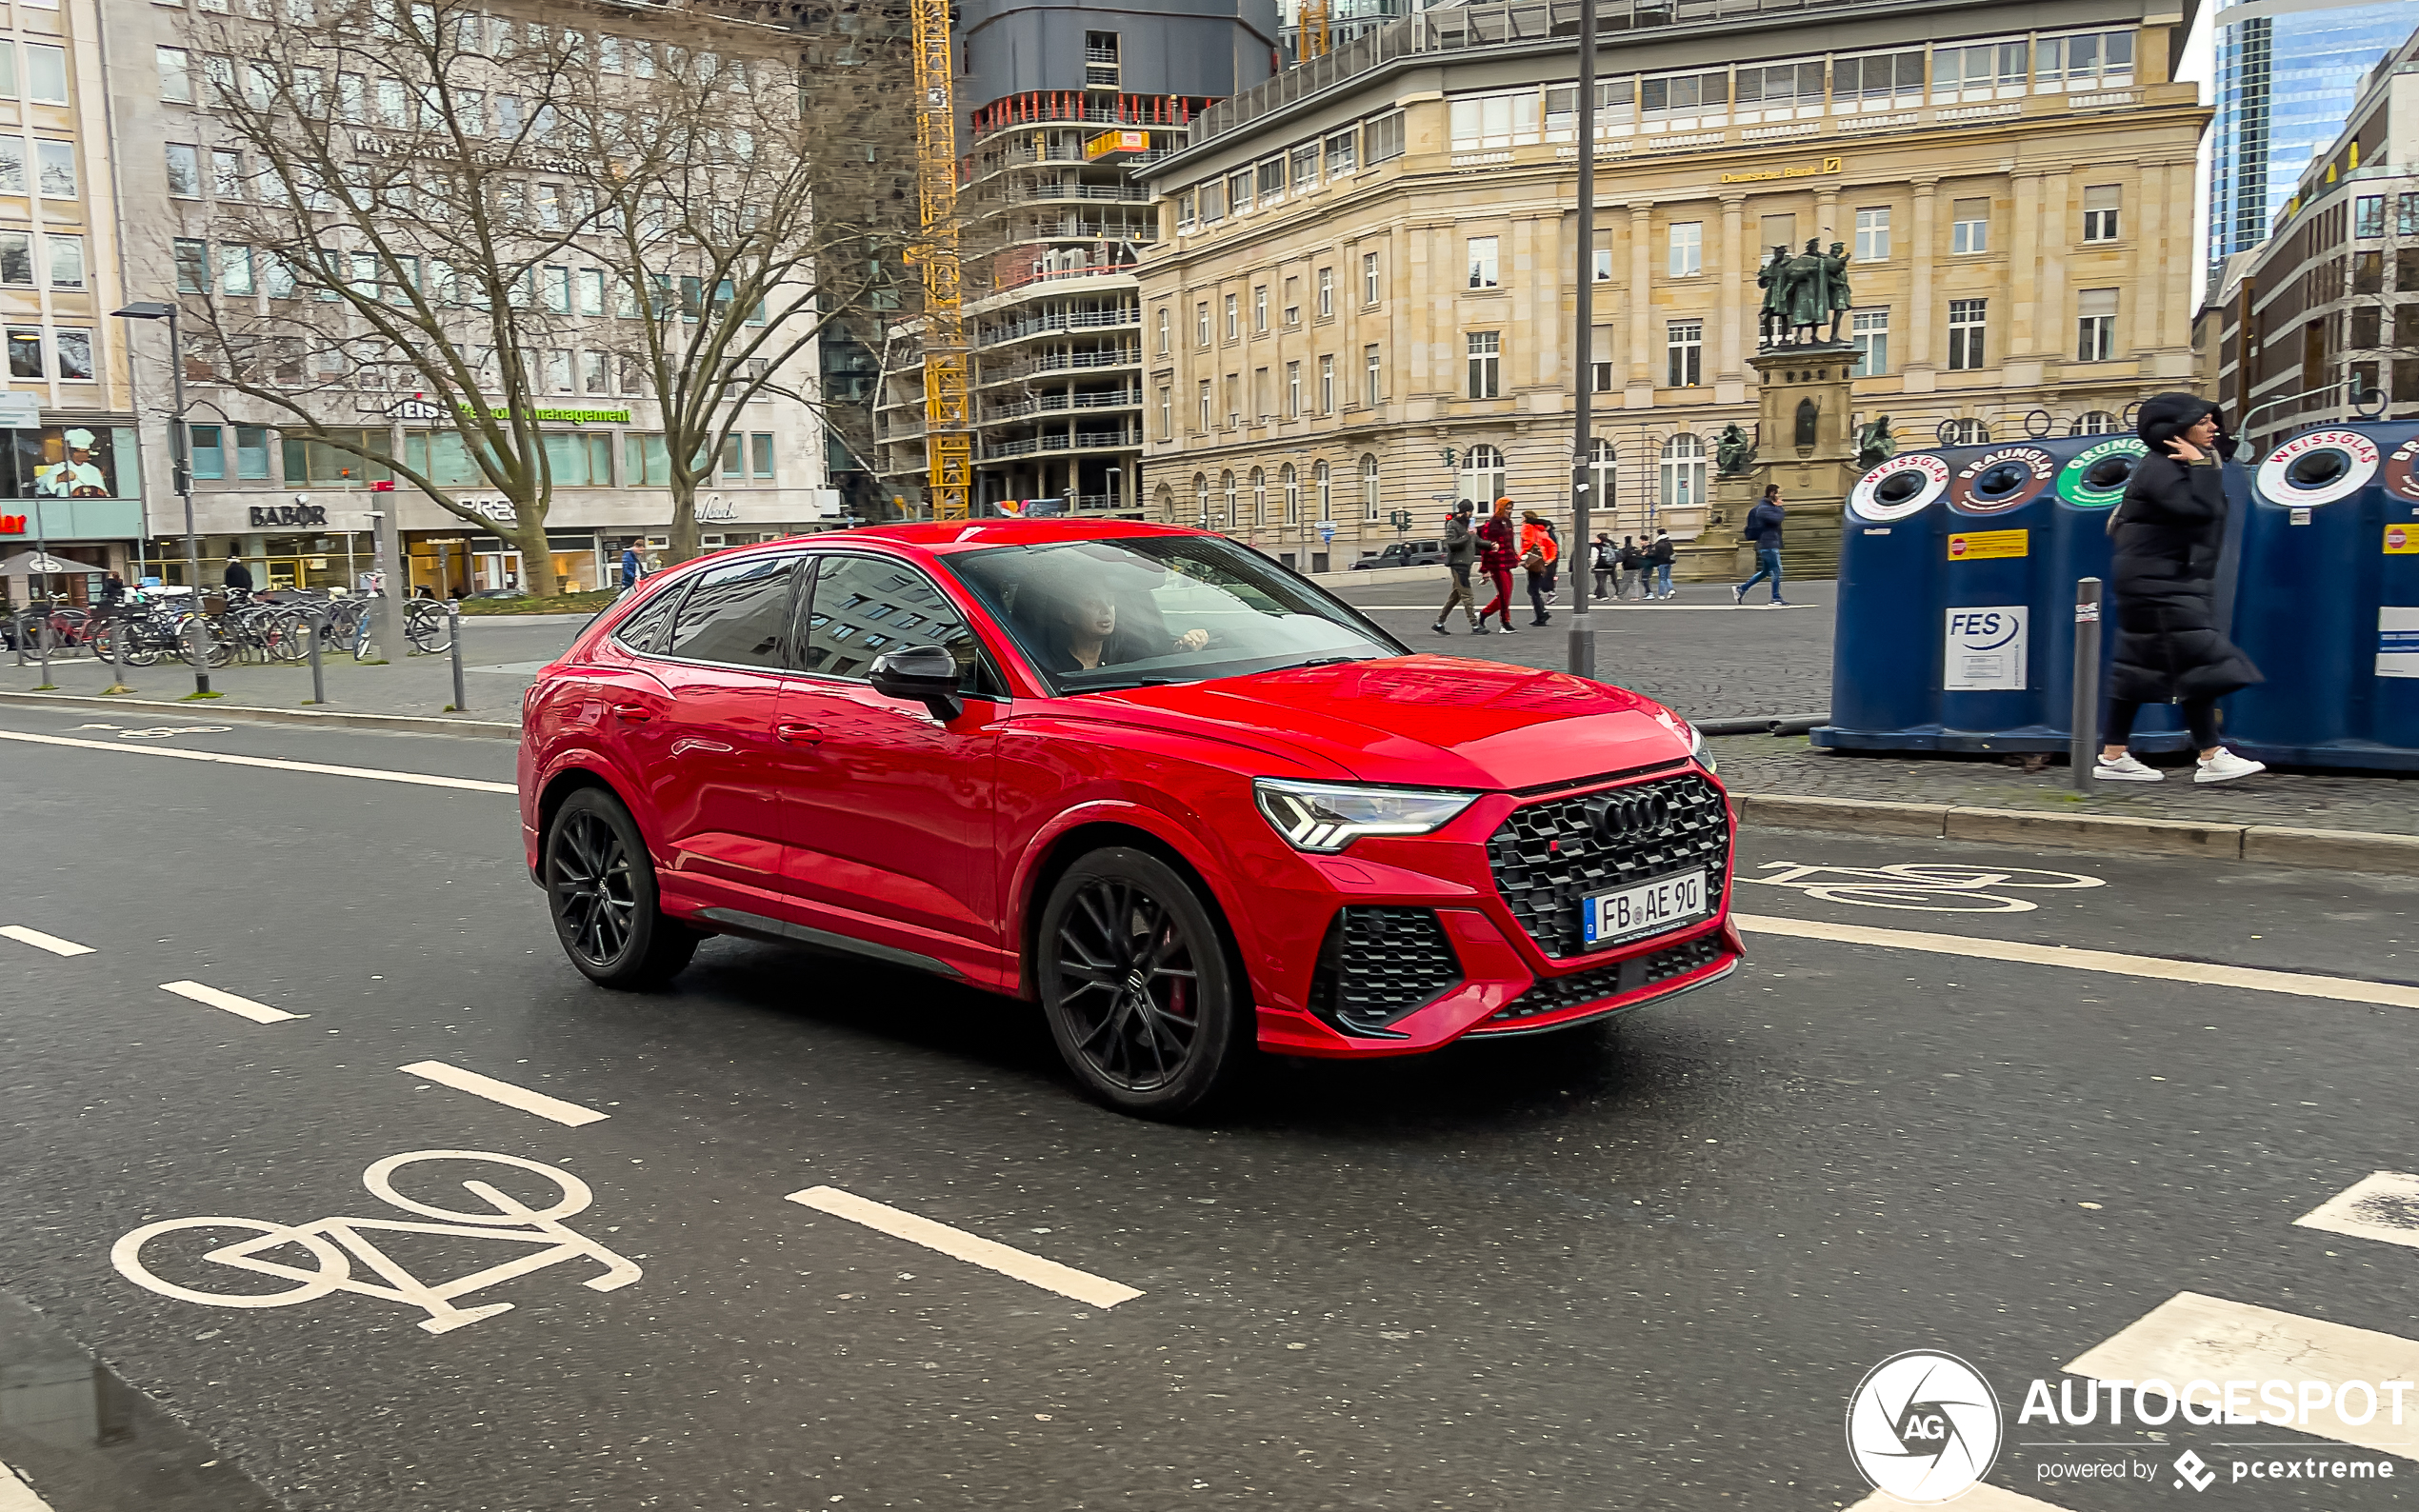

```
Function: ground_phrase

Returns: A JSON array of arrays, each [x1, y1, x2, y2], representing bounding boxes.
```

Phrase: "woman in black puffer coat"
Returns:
[[2093, 393, 2266, 785]]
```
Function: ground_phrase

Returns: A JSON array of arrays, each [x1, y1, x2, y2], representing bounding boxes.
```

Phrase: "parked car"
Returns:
[[1349, 539, 1446, 570], [519, 521, 1739, 1117]]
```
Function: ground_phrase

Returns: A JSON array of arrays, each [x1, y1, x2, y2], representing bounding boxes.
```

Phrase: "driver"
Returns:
[[1032, 577, 1209, 674]]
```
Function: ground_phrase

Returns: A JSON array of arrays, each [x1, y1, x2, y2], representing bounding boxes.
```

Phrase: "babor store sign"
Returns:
[[250, 504, 330, 527]]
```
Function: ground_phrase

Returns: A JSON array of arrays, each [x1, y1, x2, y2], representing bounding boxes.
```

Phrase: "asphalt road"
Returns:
[[4, 701, 2416, 1511]]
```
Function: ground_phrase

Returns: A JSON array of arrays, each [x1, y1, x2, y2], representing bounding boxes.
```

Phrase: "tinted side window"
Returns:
[[800, 554, 980, 689], [663, 556, 796, 668], [610, 581, 687, 654]]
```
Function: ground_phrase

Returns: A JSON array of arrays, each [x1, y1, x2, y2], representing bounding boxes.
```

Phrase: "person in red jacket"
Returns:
[[1519, 510, 1560, 626], [1474, 497, 1517, 632]]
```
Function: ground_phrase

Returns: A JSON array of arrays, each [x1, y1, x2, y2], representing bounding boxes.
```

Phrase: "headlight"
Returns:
[[1689, 726, 1716, 776], [1253, 779, 1480, 853]]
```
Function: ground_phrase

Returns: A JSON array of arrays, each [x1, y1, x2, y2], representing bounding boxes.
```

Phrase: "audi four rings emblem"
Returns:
[[1588, 792, 1669, 842]]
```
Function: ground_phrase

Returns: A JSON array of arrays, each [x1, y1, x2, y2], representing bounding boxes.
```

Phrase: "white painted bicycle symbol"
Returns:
[[110, 1150, 641, 1335], [76, 722, 231, 740], [1740, 862, 2108, 913]]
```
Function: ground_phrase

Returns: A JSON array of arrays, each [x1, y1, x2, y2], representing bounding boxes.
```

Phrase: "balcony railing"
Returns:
[[981, 387, 1143, 422], [987, 181, 1152, 204], [975, 307, 1142, 346], [977, 346, 1144, 384], [970, 90, 1208, 138], [980, 423, 1143, 459]]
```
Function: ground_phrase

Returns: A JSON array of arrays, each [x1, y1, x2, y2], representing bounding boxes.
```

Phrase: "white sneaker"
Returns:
[[2094, 753, 2164, 782], [2194, 749, 2266, 784]]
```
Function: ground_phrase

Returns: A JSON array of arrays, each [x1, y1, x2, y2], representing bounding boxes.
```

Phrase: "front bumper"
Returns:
[[1240, 765, 1743, 1058]]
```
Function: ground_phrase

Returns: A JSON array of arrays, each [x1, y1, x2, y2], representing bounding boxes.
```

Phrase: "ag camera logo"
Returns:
[[1847, 1350, 2004, 1503]]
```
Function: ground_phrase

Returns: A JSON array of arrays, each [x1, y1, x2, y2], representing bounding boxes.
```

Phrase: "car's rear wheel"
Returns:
[[1037, 847, 1249, 1118], [544, 787, 699, 987]]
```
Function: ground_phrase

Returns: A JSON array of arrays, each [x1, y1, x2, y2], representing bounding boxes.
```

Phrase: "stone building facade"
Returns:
[[1135, 0, 2209, 569]]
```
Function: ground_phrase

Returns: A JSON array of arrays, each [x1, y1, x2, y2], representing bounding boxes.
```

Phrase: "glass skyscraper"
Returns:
[[2208, 0, 2412, 267]]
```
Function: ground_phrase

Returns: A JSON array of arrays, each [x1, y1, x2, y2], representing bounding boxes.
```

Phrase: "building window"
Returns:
[[1849, 309, 1889, 377], [2083, 185, 2121, 242], [1156, 307, 1170, 354], [1249, 467, 1267, 527], [0, 233, 29, 287], [1177, 190, 1196, 231], [2070, 410, 2120, 435], [1467, 331, 1500, 399], [1589, 321, 1613, 392], [173, 237, 210, 293], [2075, 288, 2117, 362], [1224, 293, 1238, 340], [2034, 30, 2135, 87], [1325, 130, 1357, 177], [1253, 366, 1272, 422], [1449, 89, 1544, 149], [1365, 112, 1405, 165], [55, 328, 92, 381], [1639, 70, 1728, 118], [1195, 302, 1209, 346], [1224, 372, 1239, 428], [1360, 454, 1379, 521], [1193, 472, 1210, 523], [1362, 252, 1379, 306], [24, 44, 67, 105], [1363, 345, 1380, 407], [1948, 298, 1988, 370], [1286, 360, 1301, 417], [1593, 248, 1612, 282], [45, 233, 81, 290], [1313, 459, 1331, 520], [1317, 266, 1333, 317], [2352, 194, 2384, 239], [1659, 433, 1705, 510], [1228, 169, 1252, 217], [1283, 276, 1299, 327], [2400, 193, 2419, 236], [1256, 159, 1284, 207], [1157, 386, 1171, 440], [1951, 198, 1989, 254], [1834, 50, 1927, 100], [1668, 222, 1702, 277], [1319, 353, 1334, 411], [1932, 39, 2028, 94], [1468, 235, 1498, 289], [1282, 462, 1299, 523], [1854, 208, 1891, 262], [1666, 320, 1703, 388], [1253, 285, 1268, 332], [35, 142, 74, 199], [157, 46, 192, 101], [1199, 181, 1224, 224], [1589, 438, 1614, 507], [1461, 444, 1505, 504], [5, 328, 40, 380], [1289, 143, 1318, 193], [1943, 418, 1989, 445], [1736, 59, 1827, 110], [1221, 469, 1236, 526], [164, 143, 200, 198], [1196, 379, 1210, 431]]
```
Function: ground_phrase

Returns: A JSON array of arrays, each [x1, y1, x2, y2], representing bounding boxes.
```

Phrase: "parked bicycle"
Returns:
[[350, 595, 453, 659]]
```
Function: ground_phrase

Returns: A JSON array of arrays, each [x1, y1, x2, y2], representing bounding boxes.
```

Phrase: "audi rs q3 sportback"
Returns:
[[519, 521, 1742, 1116]]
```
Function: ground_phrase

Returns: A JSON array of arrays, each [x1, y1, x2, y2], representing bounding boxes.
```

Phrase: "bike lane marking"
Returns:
[[0, 730, 515, 795], [160, 980, 307, 1025], [1847, 1485, 2067, 1512], [399, 1061, 608, 1127], [0, 925, 94, 956], [2296, 1172, 2419, 1254], [786, 1186, 1142, 1309], [1732, 914, 2419, 1010], [0, 1461, 58, 1512]]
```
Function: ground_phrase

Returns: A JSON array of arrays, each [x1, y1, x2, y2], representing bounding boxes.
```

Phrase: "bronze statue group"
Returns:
[[1758, 237, 1852, 348]]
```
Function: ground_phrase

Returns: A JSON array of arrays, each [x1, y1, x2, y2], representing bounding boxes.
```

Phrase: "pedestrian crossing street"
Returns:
[[1849, 1171, 2419, 1509]]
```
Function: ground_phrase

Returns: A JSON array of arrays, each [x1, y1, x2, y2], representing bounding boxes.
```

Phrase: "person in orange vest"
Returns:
[[1519, 509, 1560, 627]]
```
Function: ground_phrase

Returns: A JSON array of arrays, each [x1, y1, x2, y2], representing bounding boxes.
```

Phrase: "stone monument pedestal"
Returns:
[[1745, 344, 1861, 581]]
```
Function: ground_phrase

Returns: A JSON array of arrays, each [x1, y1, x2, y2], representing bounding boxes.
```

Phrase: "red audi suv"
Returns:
[[519, 522, 1741, 1116]]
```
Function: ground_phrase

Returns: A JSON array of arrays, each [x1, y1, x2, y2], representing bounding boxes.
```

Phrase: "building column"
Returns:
[[2135, 161, 2163, 372], [2038, 171, 2071, 371], [2009, 172, 2041, 358], [1716, 192, 1747, 401], [1815, 189, 1840, 247], [1906, 176, 1939, 391], [1627, 201, 1653, 406]]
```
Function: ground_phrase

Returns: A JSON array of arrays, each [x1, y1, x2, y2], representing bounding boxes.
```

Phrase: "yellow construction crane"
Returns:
[[1300, 0, 1329, 60], [910, 0, 970, 520]]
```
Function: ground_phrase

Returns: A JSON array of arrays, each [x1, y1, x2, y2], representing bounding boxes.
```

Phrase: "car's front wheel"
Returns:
[[1037, 847, 1249, 1119], [544, 786, 700, 987]]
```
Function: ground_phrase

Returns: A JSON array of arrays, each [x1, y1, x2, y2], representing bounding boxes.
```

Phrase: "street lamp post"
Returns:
[[1567, 0, 1598, 680], [112, 300, 211, 696]]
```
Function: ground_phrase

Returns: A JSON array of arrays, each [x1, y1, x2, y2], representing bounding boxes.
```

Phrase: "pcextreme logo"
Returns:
[[1846, 1351, 2004, 1503]]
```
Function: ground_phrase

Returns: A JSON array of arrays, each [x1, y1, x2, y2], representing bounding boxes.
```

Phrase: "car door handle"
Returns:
[[775, 722, 824, 746], [611, 703, 655, 725]]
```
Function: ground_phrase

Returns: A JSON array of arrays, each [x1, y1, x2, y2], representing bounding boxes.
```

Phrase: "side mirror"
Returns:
[[868, 644, 965, 721]]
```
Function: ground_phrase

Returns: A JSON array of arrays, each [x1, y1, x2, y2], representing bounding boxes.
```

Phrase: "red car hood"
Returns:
[[1073, 655, 1695, 790]]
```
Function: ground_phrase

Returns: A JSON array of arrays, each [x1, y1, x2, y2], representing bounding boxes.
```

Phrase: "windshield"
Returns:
[[941, 534, 1404, 693]]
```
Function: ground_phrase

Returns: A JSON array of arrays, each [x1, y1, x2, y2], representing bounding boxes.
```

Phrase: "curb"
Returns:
[[1697, 713, 1829, 737], [0, 688, 519, 740], [1736, 792, 2419, 876]]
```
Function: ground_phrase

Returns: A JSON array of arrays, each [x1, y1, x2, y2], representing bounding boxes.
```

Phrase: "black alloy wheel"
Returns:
[[1038, 847, 1249, 1118], [543, 787, 700, 987]]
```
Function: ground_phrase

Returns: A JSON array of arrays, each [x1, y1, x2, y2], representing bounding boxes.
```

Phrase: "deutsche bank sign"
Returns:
[[1944, 606, 2027, 691]]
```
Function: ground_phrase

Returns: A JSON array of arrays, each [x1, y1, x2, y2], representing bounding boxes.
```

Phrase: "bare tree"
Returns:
[[175, 0, 902, 590]]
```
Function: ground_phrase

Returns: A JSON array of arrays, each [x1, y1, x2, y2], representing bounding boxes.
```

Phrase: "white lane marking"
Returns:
[[398, 1061, 608, 1127], [470, 659, 554, 674], [160, 980, 305, 1025], [1733, 912, 2419, 1010], [2297, 1171, 2419, 1253], [111, 1150, 639, 1334], [786, 1185, 1142, 1309], [0, 729, 514, 795], [0, 925, 94, 956], [1848, 1486, 2069, 1512], [2065, 1292, 2419, 1461], [0, 1461, 57, 1512], [1741, 861, 2106, 913], [77, 722, 232, 740]]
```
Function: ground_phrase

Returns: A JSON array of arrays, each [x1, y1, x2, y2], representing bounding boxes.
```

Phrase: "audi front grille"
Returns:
[[1484, 770, 1729, 958]]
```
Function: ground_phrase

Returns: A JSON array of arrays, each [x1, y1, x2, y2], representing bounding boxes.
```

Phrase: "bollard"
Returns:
[[32, 603, 51, 689], [2070, 577, 2103, 792], [447, 599, 467, 712], [307, 603, 327, 706], [10, 608, 22, 667]]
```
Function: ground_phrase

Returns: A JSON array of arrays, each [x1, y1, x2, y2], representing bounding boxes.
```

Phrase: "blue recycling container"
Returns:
[[2222, 422, 2419, 770], [1813, 435, 2239, 754]]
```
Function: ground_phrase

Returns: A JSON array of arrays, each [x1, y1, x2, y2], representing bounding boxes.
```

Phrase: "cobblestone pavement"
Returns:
[[1332, 574, 1834, 723], [1712, 733, 2419, 835]]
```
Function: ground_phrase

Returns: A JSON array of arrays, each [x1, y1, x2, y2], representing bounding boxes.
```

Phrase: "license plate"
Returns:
[[1581, 869, 1709, 948]]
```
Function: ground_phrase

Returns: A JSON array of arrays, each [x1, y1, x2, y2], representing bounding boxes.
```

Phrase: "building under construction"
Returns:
[[876, 0, 1281, 518]]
